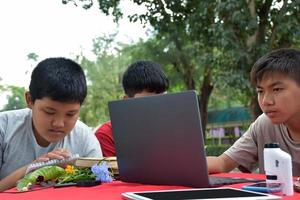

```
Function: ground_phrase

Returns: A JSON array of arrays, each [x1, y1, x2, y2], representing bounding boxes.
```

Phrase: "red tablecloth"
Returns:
[[0, 173, 298, 200]]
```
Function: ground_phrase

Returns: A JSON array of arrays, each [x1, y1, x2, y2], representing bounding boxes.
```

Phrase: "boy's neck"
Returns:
[[286, 122, 300, 143], [32, 123, 51, 147]]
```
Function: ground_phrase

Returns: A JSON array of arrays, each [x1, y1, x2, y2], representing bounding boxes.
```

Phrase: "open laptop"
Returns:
[[108, 90, 260, 187]]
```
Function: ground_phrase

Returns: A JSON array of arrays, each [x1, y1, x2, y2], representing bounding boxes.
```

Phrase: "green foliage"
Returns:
[[78, 35, 130, 127], [206, 135, 240, 146], [94, 0, 300, 118], [208, 82, 250, 109], [17, 166, 65, 192], [58, 166, 95, 183], [1, 86, 26, 111], [27, 53, 39, 61], [62, 0, 93, 9], [205, 145, 231, 156], [60, 0, 300, 128]]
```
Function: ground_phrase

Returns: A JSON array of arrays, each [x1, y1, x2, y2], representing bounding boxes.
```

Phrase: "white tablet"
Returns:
[[122, 187, 281, 200]]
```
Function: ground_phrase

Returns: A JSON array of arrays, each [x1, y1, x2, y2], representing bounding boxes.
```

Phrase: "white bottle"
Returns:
[[264, 143, 294, 196]]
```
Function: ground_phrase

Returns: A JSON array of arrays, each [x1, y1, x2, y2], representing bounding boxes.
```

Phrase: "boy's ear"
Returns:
[[25, 92, 34, 108]]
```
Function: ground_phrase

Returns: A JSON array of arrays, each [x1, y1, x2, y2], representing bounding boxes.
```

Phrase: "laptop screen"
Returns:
[[108, 90, 210, 187]]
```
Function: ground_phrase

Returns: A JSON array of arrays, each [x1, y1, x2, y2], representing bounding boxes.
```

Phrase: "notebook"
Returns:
[[108, 90, 260, 187]]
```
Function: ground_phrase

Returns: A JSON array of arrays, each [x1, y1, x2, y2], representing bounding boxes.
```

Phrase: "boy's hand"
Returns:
[[24, 148, 73, 174], [34, 148, 71, 163]]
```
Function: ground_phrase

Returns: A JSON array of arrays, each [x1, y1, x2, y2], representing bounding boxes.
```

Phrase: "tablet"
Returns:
[[122, 187, 281, 200]]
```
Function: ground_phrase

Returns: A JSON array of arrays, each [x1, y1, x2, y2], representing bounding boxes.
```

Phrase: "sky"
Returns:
[[0, 0, 149, 89]]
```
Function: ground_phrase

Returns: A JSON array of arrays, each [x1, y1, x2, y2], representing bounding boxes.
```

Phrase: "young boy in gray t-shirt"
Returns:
[[207, 48, 300, 176], [0, 58, 102, 191]]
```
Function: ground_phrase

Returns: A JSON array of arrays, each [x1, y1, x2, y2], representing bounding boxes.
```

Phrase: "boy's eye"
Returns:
[[273, 88, 282, 92], [66, 111, 78, 117], [255, 89, 263, 94], [66, 113, 76, 117], [44, 110, 55, 115]]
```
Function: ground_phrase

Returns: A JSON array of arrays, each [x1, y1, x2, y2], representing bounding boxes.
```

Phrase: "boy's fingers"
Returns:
[[34, 148, 71, 164], [52, 148, 71, 158], [33, 157, 50, 163], [47, 152, 65, 160]]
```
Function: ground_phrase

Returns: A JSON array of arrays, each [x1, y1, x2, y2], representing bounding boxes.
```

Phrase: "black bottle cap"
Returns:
[[266, 175, 278, 180], [264, 143, 279, 148]]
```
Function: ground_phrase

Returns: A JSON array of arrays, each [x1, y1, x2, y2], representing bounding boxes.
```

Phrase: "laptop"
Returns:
[[108, 90, 260, 187]]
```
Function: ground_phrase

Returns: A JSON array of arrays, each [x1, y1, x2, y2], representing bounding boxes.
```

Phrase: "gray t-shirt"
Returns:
[[225, 113, 300, 176], [0, 108, 102, 179]]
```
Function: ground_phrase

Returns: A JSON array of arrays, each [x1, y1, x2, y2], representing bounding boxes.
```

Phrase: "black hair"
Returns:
[[29, 57, 87, 104], [251, 48, 300, 86], [122, 60, 169, 97]]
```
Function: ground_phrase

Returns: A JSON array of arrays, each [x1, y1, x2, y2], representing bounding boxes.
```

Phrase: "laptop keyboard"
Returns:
[[209, 176, 262, 187]]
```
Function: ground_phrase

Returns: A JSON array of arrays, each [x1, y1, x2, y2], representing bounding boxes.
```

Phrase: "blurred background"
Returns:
[[1, 0, 299, 155]]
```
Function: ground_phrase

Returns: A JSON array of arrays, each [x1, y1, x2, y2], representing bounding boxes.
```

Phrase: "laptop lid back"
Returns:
[[108, 90, 210, 187]]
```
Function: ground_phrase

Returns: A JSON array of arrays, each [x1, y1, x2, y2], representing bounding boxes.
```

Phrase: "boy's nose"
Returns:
[[52, 118, 64, 128], [262, 93, 274, 106]]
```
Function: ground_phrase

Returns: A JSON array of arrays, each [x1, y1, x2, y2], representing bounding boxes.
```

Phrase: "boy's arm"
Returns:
[[207, 153, 239, 174], [0, 166, 27, 192], [0, 148, 71, 191]]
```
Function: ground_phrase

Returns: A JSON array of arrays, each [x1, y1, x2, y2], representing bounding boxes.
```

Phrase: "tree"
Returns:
[[214, 0, 300, 117], [1, 86, 26, 111], [62, 0, 300, 134], [62, 1, 220, 135], [95, 0, 300, 117], [78, 35, 130, 127], [0, 53, 38, 111]]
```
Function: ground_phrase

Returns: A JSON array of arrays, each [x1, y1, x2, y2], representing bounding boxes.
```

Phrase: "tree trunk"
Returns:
[[199, 70, 214, 141]]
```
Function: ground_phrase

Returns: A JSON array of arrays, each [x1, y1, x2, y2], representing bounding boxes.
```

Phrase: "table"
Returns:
[[0, 173, 299, 199]]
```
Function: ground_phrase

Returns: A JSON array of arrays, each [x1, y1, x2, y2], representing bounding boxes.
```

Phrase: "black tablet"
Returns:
[[122, 187, 281, 200]]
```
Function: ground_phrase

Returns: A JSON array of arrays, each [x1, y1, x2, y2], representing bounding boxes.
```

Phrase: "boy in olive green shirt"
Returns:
[[207, 48, 300, 176]]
